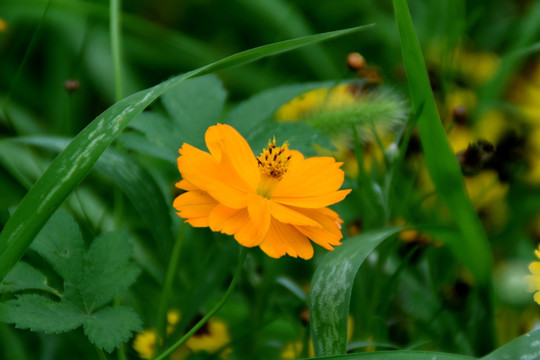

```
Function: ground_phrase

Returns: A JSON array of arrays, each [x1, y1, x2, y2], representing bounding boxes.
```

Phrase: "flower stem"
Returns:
[[110, 0, 123, 101], [154, 224, 186, 356], [153, 247, 247, 360]]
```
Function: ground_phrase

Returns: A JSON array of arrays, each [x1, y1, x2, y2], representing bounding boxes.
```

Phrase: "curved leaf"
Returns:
[[310, 227, 401, 357]]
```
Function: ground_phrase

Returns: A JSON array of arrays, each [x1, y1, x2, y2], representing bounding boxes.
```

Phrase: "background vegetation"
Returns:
[[1, 0, 540, 359]]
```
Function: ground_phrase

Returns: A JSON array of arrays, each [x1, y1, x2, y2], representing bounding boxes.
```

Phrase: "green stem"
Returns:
[[95, 347, 108, 360], [153, 224, 186, 357], [154, 247, 248, 360], [110, 0, 123, 101]]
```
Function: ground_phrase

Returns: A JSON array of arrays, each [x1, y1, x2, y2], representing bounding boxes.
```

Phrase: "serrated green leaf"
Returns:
[[310, 228, 401, 357], [0, 262, 57, 295], [0, 24, 373, 282], [0, 294, 83, 334], [81, 231, 140, 312], [83, 306, 142, 353], [120, 112, 180, 162], [30, 209, 85, 308], [162, 74, 227, 150]]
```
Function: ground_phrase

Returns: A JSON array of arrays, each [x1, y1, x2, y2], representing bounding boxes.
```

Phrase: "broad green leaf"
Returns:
[[298, 351, 475, 360], [83, 306, 142, 353], [30, 210, 85, 308], [392, 0, 492, 284], [0, 262, 57, 295], [224, 81, 334, 135], [81, 231, 140, 312], [0, 24, 373, 282], [162, 74, 227, 150], [120, 112, 180, 162], [0, 210, 141, 351], [0, 294, 83, 334], [310, 227, 401, 357], [481, 329, 540, 360]]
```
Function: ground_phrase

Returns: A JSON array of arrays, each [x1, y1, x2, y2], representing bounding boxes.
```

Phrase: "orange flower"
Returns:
[[173, 124, 351, 259]]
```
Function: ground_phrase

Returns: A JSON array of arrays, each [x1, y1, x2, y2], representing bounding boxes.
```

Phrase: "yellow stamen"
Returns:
[[256, 137, 292, 198]]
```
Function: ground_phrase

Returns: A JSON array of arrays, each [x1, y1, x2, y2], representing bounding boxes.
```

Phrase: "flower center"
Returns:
[[256, 137, 292, 198]]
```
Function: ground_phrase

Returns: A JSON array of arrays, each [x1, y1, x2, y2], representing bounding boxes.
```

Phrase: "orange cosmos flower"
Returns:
[[173, 124, 351, 259]]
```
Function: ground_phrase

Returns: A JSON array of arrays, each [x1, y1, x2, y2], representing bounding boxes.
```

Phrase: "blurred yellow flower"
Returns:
[[275, 84, 356, 121], [133, 312, 231, 360], [133, 329, 158, 360], [174, 124, 350, 259], [527, 245, 540, 305], [0, 18, 7, 32], [186, 319, 231, 355]]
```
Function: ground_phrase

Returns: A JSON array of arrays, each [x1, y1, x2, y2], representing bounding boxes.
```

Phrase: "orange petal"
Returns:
[[175, 179, 198, 191], [173, 190, 218, 227], [295, 207, 343, 250], [178, 143, 248, 209], [259, 220, 314, 259], [269, 201, 321, 227], [273, 189, 351, 208], [205, 124, 260, 192], [273, 156, 345, 198], [247, 194, 271, 238]]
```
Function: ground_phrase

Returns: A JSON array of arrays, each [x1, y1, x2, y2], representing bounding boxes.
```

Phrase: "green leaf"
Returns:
[[81, 231, 141, 312], [0, 262, 57, 295], [0, 294, 83, 334], [162, 74, 227, 150], [120, 112, 180, 162], [0, 210, 141, 351], [309, 227, 401, 357], [481, 329, 540, 360], [30, 209, 85, 307], [224, 81, 334, 135], [0, 24, 373, 282], [83, 306, 142, 353], [246, 121, 335, 157], [392, 0, 492, 284]]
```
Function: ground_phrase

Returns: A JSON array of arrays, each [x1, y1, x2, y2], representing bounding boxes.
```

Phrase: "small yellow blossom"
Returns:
[[186, 319, 231, 355], [173, 124, 351, 259], [133, 329, 158, 360], [527, 245, 540, 305]]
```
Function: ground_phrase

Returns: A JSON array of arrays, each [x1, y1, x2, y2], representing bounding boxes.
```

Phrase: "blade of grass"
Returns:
[[393, 0, 495, 354], [392, 0, 492, 285], [0, 24, 373, 282]]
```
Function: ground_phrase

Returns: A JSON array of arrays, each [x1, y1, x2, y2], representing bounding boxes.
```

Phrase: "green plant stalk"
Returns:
[[154, 247, 247, 360], [392, 0, 495, 354], [153, 224, 186, 359], [95, 346, 108, 360], [0, 24, 372, 283], [110, 0, 123, 101]]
